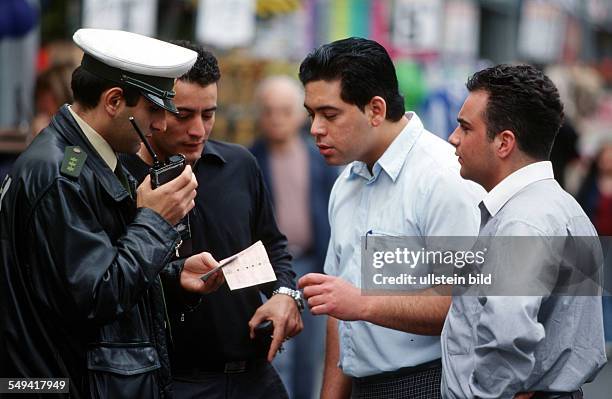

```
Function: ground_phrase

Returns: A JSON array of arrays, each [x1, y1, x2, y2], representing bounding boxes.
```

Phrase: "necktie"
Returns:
[[478, 201, 491, 233]]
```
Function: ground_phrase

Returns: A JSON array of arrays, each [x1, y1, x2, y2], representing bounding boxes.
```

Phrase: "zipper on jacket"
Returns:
[[158, 277, 174, 348], [174, 239, 183, 258]]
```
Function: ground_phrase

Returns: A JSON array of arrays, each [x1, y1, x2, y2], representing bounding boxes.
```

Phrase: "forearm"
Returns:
[[361, 288, 451, 335], [321, 317, 351, 399]]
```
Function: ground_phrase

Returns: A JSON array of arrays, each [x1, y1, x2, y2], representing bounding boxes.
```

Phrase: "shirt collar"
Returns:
[[200, 140, 227, 163], [483, 161, 554, 217], [348, 112, 423, 182], [68, 105, 118, 171]]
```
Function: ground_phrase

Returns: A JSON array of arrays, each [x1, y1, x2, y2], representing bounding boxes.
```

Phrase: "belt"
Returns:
[[532, 390, 583, 399], [174, 358, 267, 376], [353, 359, 442, 385]]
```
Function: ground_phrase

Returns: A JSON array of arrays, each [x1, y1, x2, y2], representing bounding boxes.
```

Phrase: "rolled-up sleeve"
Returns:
[[469, 221, 552, 398], [470, 295, 545, 398]]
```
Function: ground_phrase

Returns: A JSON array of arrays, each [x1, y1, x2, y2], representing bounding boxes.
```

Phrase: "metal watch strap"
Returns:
[[272, 287, 304, 312]]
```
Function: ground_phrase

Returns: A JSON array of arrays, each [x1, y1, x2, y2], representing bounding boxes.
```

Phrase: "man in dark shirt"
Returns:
[[120, 41, 302, 399]]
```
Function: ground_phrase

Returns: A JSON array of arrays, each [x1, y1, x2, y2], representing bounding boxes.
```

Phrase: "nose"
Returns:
[[188, 116, 206, 139], [448, 128, 460, 147], [309, 115, 325, 137], [151, 113, 167, 133]]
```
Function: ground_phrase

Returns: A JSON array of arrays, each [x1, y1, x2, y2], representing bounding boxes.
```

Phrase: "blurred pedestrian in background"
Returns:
[[250, 75, 338, 399], [30, 62, 74, 136]]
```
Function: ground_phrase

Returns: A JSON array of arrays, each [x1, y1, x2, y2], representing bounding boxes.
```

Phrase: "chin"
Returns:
[[183, 151, 201, 164], [126, 143, 142, 154], [324, 157, 347, 166]]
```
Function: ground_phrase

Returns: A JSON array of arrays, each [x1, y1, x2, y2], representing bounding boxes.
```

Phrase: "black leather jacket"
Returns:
[[0, 105, 181, 398]]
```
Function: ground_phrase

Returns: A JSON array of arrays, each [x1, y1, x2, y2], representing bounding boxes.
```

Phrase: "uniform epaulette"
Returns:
[[60, 146, 87, 178]]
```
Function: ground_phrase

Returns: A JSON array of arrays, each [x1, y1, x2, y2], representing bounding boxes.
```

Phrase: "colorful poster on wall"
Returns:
[[251, 4, 308, 60], [518, 0, 565, 63], [586, 0, 610, 24], [391, 0, 442, 53], [82, 0, 157, 36], [442, 0, 479, 58], [196, 0, 256, 49]]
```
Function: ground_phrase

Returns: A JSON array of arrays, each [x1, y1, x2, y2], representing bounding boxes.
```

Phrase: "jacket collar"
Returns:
[[52, 105, 130, 202]]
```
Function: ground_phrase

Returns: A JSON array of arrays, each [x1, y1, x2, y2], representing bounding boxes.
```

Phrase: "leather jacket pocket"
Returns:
[[87, 344, 161, 399]]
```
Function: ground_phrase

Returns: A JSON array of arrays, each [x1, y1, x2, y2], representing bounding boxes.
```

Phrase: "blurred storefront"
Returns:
[[2, 0, 611, 149]]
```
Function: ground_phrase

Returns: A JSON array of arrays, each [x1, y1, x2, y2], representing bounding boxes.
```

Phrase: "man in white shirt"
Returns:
[[297, 37, 482, 399], [442, 64, 606, 399]]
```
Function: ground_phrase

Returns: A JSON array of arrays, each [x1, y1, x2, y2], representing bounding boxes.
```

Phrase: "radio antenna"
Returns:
[[129, 116, 161, 168]]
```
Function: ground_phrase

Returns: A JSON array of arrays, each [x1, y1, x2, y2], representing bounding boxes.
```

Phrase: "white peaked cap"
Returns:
[[72, 28, 198, 113]]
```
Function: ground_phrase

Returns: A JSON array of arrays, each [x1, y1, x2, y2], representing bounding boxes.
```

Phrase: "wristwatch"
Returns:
[[272, 287, 305, 313]]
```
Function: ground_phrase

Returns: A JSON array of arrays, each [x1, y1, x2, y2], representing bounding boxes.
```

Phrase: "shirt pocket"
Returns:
[[365, 228, 422, 250], [87, 343, 161, 399]]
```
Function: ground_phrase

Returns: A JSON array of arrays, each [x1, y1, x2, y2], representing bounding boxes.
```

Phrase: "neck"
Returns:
[[488, 156, 542, 191], [365, 115, 409, 172], [71, 103, 108, 138]]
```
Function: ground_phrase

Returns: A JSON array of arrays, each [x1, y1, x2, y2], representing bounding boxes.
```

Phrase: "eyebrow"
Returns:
[[304, 104, 340, 113], [178, 106, 218, 113], [457, 117, 472, 128]]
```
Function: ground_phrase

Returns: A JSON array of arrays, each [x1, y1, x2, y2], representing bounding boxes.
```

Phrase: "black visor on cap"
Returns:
[[141, 90, 178, 113], [80, 54, 179, 114]]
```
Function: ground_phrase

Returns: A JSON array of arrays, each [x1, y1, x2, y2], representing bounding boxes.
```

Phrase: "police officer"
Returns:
[[0, 29, 223, 398]]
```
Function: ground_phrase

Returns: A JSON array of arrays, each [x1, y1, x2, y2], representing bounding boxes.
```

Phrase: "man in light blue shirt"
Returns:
[[442, 64, 606, 398], [297, 37, 482, 399]]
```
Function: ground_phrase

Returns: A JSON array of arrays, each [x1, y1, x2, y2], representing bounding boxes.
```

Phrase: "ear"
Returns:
[[366, 96, 387, 127], [494, 130, 516, 159], [102, 87, 125, 117]]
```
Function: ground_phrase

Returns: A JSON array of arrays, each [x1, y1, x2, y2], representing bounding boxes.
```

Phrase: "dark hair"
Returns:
[[71, 66, 140, 109], [466, 64, 564, 160], [298, 37, 405, 121], [170, 40, 220, 87]]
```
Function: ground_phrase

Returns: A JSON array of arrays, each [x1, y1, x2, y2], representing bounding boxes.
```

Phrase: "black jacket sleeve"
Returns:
[[26, 177, 180, 325]]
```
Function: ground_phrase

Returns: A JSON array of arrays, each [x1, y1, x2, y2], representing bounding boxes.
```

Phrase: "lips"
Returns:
[[454, 152, 463, 164], [317, 144, 334, 156], [183, 142, 204, 150]]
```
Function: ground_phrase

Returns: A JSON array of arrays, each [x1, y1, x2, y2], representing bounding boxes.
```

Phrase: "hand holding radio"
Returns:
[[136, 167, 197, 226], [130, 117, 198, 226]]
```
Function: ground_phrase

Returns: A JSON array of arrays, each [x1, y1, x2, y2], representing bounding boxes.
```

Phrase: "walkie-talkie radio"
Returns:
[[129, 116, 186, 188], [129, 117, 191, 253]]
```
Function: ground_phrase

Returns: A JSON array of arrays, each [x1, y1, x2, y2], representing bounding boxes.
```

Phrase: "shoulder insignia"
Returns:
[[60, 146, 87, 178]]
